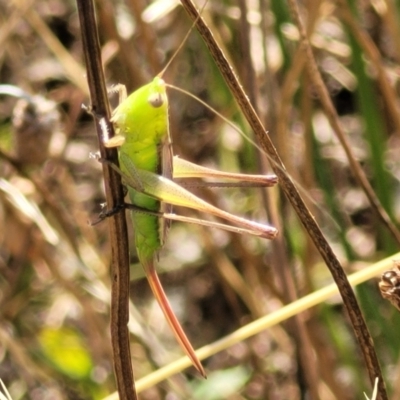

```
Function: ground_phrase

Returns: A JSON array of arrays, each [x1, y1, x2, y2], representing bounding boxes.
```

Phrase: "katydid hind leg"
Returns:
[[123, 202, 275, 237], [173, 157, 278, 187], [136, 168, 278, 239], [107, 156, 277, 238]]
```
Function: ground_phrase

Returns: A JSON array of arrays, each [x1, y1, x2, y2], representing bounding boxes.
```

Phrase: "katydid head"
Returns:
[[109, 76, 168, 147]]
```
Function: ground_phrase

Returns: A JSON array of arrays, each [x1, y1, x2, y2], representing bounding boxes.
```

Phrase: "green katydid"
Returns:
[[102, 33, 278, 378], [103, 75, 278, 377]]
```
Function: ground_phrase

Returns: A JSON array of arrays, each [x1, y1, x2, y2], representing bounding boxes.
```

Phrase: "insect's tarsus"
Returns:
[[91, 203, 127, 226]]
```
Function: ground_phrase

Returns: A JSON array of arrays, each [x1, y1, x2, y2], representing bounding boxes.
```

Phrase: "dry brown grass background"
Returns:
[[1, 0, 400, 399]]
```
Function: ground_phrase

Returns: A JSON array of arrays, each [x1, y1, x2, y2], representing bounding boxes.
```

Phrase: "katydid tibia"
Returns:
[[103, 75, 278, 377]]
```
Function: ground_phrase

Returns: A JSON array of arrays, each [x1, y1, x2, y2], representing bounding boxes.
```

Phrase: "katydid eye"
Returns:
[[148, 92, 164, 108]]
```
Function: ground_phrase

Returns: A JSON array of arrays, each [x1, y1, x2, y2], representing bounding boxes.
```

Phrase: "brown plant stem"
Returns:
[[76, 0, 137, 399]]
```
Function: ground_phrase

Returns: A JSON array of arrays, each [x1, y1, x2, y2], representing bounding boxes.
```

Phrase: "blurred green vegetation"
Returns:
[[0, 0, 400, 399]]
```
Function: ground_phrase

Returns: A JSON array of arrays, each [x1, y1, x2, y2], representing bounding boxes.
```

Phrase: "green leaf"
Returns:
[[38, 327, 92, 380]]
